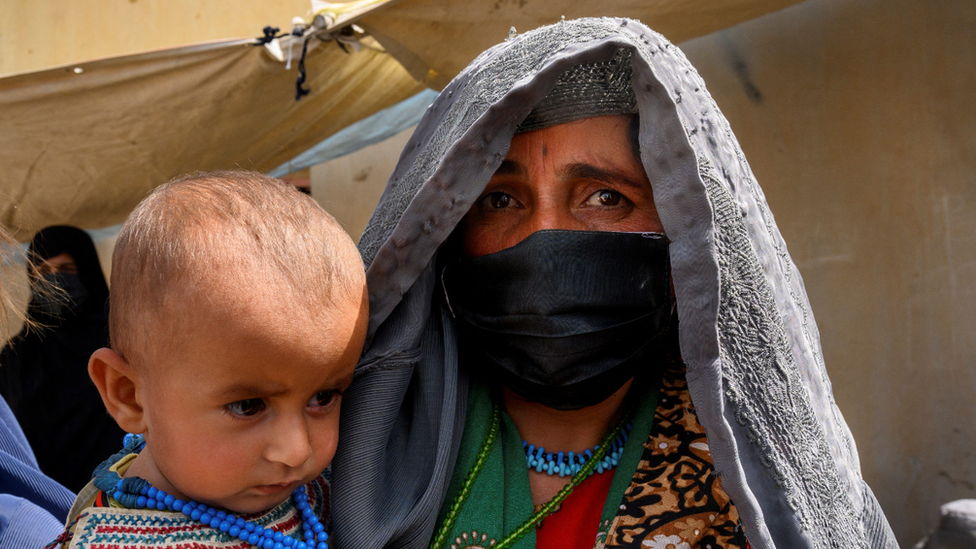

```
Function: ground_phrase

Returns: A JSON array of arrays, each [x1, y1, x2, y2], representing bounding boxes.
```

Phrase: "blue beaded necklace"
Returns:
[[522, 420, 632, 477], [94, 435, 328, 549]]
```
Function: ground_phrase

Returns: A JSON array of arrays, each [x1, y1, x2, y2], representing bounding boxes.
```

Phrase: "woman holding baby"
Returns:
[[330, 17, 897, 549]]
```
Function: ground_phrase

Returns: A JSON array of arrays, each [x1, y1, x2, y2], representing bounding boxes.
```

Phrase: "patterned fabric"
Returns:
[[434, 357, 748, 549], [54, 475, 330, 549], [601, 363, 747, 549], [431, 375, 661, 549]]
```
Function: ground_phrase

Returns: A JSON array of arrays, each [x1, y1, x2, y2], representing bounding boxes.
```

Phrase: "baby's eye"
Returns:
[[585, 189, 625, 207], [307, 390, 339, 410], [478, 192, 515, 209], [226, 398, 266, 417]]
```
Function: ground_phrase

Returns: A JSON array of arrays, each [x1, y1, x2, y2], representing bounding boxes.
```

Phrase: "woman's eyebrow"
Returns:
[[563, 163, 647, 190], [491, 159, 527, 178]]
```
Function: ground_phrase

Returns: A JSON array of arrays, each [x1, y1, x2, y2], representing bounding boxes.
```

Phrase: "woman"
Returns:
[[0, 226, 124, 492], [331, 18, 896, 549]]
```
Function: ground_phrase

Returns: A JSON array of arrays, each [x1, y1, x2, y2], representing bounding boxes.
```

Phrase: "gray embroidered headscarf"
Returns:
[[332, 17, 897, 549]]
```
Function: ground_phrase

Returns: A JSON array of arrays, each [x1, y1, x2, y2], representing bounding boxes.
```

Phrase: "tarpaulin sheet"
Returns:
[[0, 38, 422, 240], [269, 88, 438, 177], [358, 0, 807, 88], [0, 0, 803, 239]]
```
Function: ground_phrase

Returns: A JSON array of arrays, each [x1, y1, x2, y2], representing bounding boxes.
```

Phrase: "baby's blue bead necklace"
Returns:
[[113, 480, 327, 549], [96, 435, 328, 549]]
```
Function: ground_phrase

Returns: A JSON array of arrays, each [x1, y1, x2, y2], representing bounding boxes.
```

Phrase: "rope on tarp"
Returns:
[[295, 37, 312, 101], [256, 12, 366, 102], [255, 26, 287, 45]]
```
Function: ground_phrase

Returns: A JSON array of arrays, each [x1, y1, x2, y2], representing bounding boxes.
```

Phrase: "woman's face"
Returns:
[[461, 115, 663, 257], [36, 252, 78, 277]]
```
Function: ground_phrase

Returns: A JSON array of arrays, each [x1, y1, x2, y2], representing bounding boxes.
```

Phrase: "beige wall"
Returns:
[[310, 128, 415, 242], [0, 0, 311, 76], [681, 0, 976, 543]]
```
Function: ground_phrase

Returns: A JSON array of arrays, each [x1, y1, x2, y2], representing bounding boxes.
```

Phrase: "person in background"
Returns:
[[0, 224, 75, 548], [0, 225, 125, 492]]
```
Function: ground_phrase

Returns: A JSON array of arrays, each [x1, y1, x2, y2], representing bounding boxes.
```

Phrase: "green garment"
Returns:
[[432, 377, 660, 549]]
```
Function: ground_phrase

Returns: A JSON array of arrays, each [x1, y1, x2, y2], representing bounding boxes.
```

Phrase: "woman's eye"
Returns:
[[586, 189, 624, 207], [479, 192, 515, 209], [226, 398, 265, 417], [308, 390, 339, 409]]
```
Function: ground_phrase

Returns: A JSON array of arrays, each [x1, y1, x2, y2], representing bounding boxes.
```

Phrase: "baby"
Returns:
[[53, 171, 367, 549]]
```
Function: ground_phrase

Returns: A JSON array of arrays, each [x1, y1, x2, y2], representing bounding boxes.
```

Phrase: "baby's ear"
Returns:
[[89, 348, 147, 434]]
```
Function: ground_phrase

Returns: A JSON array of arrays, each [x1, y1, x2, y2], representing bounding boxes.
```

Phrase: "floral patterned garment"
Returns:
[[600, 362, 749, 549]]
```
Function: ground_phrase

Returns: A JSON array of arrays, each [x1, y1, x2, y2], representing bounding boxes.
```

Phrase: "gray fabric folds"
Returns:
[[333, 17, 898, 549], [516, 48, 638, 134]]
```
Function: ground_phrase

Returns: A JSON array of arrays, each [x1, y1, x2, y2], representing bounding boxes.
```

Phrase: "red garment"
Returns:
[[536, 471, 614, 549]]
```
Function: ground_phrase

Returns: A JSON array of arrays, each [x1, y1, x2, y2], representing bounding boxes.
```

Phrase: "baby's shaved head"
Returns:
[[110, 171, 365, 367]]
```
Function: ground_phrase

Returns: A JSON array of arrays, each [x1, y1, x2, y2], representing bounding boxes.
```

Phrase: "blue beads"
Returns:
[[522, 420, 633, 477], [112, 477, 324, 549]]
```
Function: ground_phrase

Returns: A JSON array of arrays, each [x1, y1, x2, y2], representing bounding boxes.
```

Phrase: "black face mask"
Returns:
[[29, 272, 89, 322], [442, 229, 673, 410]]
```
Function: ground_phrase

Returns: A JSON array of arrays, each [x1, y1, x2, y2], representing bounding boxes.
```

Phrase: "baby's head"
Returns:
[[89, 170, 367, 514]]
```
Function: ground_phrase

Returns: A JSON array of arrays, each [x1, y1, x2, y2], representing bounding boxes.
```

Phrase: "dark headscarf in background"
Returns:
[[0, 226, 124, 492]]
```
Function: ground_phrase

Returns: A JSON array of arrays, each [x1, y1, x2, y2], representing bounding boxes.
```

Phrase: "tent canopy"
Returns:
[[0, 0, 804, 240]]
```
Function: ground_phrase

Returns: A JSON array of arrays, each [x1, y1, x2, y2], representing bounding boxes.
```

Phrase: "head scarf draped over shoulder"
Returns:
[[334, 18, 896, 549]]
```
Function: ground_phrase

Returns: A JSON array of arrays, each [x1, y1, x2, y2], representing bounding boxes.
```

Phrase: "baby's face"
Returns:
[[132, 287, 366, 514]]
